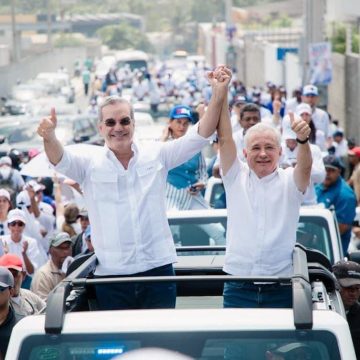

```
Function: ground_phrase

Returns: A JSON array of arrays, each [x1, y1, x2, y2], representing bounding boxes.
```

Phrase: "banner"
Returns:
[[308, 42, 332, 85]]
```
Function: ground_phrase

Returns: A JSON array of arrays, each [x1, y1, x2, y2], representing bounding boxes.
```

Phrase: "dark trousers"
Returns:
[[223, 281, 292, 308], [95, 263, 176, 310]]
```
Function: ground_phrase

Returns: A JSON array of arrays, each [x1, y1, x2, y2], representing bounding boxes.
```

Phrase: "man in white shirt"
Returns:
[[37, 66, 231, 310], [280, 127, 325, 205], [216, 72, 312, 308]]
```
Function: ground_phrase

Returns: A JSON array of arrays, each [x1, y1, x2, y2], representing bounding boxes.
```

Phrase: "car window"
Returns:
[[20, 330, 340, 360]]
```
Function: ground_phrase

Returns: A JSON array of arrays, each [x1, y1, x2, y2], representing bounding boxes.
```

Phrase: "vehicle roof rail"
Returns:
[[292, 244, 312, 330], [45, 254, 96, 335]]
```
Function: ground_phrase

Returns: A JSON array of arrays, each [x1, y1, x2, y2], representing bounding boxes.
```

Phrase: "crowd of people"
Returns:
[[1, 62, 360, 356]]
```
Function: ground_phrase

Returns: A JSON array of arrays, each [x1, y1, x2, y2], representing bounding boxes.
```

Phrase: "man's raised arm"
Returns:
[[37, 108, 64, 165], [197, 65, 231, 138], [290, 112, 312, 192], [217, 68, 237, 176]]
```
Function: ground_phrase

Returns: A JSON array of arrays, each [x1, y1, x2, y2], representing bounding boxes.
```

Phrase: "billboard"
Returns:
[[308, 42, 332, 85]]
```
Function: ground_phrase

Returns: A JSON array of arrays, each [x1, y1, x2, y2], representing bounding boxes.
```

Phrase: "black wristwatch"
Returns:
[[296, 137, 309, 144]]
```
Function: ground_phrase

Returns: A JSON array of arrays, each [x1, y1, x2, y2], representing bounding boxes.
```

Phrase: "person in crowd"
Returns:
[[82, 66, 91, 96], [74, 225, 93, 259], [331, 130, 348, 158], [37, 65, 229, 310], [61, 203, 80, 237], [333, 260, 360, 358], [0, 190, 12, 237], [2, 209, 43, 283], [0, 254, 45, 316], [285, 86, 302, 114], [0, 267, 22, 358], [162, 105, 225, 246], [229, 96, 247, 133], [280, 127, 325, 206], [348, 147, 360, 204], [316, 155, 356, 255], [31, 232, 73, 301], [0, 156, 25, 206], [71, 208, 90, 257], [301, 84, 331, 146], [217, 66, 312, 308]]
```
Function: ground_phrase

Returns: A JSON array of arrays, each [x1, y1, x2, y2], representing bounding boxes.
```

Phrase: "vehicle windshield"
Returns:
[[168, 214, 334, 262], [21, 330, 340, 360]]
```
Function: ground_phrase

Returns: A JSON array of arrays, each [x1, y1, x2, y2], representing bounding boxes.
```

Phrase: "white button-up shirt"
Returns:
[[55, 125, 210, 275], [222, 159, 303, 277]]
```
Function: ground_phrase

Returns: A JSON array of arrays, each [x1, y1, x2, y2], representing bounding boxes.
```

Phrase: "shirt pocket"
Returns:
[[90, 171, 119, 202], [136, 160, 163, 195]]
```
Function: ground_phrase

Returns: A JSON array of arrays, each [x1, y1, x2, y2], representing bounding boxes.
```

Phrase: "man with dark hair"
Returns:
[[0, 266, 22, 358], [316, 155, 356, 255], [333, 260, 360, 358]]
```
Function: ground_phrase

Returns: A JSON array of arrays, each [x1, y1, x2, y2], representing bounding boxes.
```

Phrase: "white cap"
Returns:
[[302, 84, 318, 96], [296, 103, 312, 116], [16, 191, 31, 208], [0, 189, 10, 202], [7, 209, 26, 224]]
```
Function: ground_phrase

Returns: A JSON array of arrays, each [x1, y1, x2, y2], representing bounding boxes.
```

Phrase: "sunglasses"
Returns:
[[103, 117, 132, 127], [9, 221, 25, 227], [0, 286, 9, 292]]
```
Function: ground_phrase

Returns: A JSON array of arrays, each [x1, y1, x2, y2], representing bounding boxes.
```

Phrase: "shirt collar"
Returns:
[[103, 142, 139, 168], [249, 166, 279, 183]]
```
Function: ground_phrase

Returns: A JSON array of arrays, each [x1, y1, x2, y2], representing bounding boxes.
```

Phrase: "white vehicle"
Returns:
[[133, 111, 164, 143], [6, 245, 356, 359], [115, 49, 149, 71], [35, 72, 75, 103], [168, 207, 343, 265]]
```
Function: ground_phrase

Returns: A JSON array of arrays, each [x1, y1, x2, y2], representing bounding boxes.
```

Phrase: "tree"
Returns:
[[96, 23, 153, 52]]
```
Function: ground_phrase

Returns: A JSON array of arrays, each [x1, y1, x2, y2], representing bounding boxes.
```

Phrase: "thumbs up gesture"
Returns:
[[289, 111, 311, 142], [37, 107, 57, 140]]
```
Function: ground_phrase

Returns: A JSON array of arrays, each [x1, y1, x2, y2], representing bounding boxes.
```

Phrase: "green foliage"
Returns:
[[331, 23, 359, 54], [54, 34, 84, 48], [96, 23, 153, 52]]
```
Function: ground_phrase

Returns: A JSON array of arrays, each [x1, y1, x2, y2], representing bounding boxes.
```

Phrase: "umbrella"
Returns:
[[20, 143, 103, 178]]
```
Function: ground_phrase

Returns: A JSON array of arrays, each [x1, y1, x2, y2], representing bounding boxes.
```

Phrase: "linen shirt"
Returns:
[[222, 159, 303, 276], [55, 125, 210, 275]]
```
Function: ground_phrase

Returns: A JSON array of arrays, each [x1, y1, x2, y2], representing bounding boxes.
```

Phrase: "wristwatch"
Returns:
[[296, 137, 309, 144]]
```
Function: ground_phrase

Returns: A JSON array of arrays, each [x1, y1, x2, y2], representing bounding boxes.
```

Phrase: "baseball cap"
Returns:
[[323, 155, 344, 170], [0, 254, 23, 272], [348, 146, 360, 158], [231, 95, 247, 107], [78, 208, 89, 218], [333, 130, 344, 138], [49, 232, 72, 247], [333, 260, 360, 287], [0, 267, 14, 288], [295, 103, 312, 116], [16, 191, 31, 208], [169, 105, 193, 122], [0, 189, 10, 202], [7, 209, 26, 225], [302, 84, 318, 96]]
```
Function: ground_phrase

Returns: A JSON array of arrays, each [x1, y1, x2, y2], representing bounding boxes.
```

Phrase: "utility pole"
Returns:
[[301, 0, 326, 84], [10, 0, 19, 62], [225, 0, 236, 69], [47, 0, 53, 50]]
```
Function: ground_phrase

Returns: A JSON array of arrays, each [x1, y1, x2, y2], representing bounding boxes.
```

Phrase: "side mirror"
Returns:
[[0, 135, 5, 144], [74, 135, 90, 143]]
